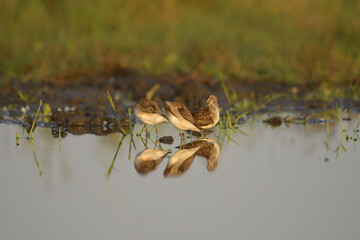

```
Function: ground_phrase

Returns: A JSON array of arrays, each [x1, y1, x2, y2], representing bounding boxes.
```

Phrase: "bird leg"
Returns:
[[154, 136, 159, 149], [179, 130, 183, 148], [145, 124, 150, 137], [181, 130, 186, 148], [138, 124, 146, 135], [155, 124, 158, 136]]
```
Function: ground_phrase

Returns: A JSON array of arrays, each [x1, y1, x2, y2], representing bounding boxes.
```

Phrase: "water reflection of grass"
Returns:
[[28, 140, 42, 176], [327, 116, 359, 159], [16, 134, 43, 176], [107, 135, 126, 178]]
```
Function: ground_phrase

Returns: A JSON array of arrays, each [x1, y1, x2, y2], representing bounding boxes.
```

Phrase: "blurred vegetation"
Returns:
[[0, 0, 359, 85]]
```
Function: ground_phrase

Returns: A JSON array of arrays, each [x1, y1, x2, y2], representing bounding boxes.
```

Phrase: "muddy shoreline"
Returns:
[[1, 70, 359, 136]]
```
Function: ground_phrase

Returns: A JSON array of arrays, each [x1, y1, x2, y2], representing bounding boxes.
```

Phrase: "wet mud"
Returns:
[[1, 69, 359, 135]]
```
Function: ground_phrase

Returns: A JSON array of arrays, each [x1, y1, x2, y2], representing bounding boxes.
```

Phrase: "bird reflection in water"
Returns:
[[134, 132, 220, 177], [134, 148, 171, 175], [181, 138, 220, 172], [163, 146, 201, 177], [164, 138, 220, 177]]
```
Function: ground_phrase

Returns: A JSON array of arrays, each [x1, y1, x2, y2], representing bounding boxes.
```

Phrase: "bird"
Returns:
[[163, 146, 201, 177], [134, 148, 171, 175], [192, 95, 219, 129], [163, 101, 203, 145], [135, 97, 168, 135]]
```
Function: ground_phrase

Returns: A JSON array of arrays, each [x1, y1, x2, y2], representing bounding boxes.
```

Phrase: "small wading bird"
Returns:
[[193, 95, 219, 130], [135, 97, 169, 135], [163, 101, 203, 145], [164, 95, 219, 143]]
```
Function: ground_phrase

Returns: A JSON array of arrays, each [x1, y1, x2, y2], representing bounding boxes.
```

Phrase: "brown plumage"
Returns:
[[135, 97, 168, 125], [193, 108, 214, 127], [192, 95, 219, 129], [164, 102, 203, 132]]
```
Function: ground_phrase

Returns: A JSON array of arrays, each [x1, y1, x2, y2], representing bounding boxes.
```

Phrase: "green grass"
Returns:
[[106, 91, 127, 135], [335, 102, 347, 132], [1, 0, 359, 87], [28, 99, 43, 139]]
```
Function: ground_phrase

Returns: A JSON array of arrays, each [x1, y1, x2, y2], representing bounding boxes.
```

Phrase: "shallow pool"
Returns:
[[0, 118, 360, 240]]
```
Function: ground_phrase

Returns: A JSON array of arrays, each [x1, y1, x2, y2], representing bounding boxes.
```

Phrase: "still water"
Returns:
[[0, 118, 360, 240]]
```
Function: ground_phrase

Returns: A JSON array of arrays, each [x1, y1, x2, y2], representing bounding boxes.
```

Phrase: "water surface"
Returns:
[[0, 119, 360, 240]]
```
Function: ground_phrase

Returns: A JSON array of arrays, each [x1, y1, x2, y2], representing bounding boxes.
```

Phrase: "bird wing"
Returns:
[[177, 140, 212, 158], [178, 105, 204, 130], [193, 108, 214, 126]]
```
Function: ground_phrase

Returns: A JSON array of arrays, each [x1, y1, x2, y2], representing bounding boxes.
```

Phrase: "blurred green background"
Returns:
[[1, 0, 359, 85]]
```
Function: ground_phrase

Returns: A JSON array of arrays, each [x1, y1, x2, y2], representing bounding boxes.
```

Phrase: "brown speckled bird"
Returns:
[[163, 101, 203, 132], [164, 101, 204, 145], [135, 97, 168, 135], [193, 95, 219, 129]]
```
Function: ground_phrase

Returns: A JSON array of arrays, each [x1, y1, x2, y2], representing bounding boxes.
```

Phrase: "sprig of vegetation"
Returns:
[[18, 91, 30, 103], [219, 74, 232, 105], [335, 102, 347, 132], [28, 99, 43, 139], [16, 132, 20, 146], [146, 83, 160, 100], [106, 91, 127, 135], [334, 131, 347, 159]]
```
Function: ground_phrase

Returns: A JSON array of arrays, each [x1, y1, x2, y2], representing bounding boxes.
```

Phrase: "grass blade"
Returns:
[[28, 99, 43, 139], [106, 91, 127, 135]]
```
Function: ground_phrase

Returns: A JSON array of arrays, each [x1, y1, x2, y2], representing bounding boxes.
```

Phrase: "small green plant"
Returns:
[[335, 102, 347, 132], [106, 91, 127, 135], [43, 103, 52, 122], [334, 131, 347, 159], [219, 74, 232, 105], [146, 83, 160, 100], [226, 110, 232, 129], [16, 132, 20, 146], [18, 90, 30, 103], [28, 99, 43, 139]]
